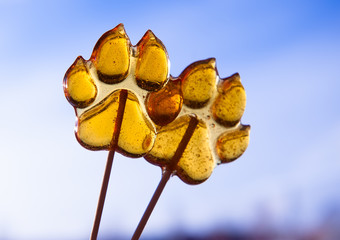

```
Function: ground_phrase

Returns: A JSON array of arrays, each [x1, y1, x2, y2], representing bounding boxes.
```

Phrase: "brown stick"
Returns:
[[131, 116, 199, 240], [90, 90, 128, 240]]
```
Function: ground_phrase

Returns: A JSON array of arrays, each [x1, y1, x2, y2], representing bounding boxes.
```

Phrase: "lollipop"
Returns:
[[133, 60, 250, 239], [64, 23, 169, 239], [63, 23, 250, 239]]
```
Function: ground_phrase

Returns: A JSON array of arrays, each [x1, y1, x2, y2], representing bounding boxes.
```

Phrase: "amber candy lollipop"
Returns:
[[63, 24, 170, 239], [132, 60, 250, 239]]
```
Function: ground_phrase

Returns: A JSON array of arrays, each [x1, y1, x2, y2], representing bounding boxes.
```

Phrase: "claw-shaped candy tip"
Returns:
[[91, 23, 131, 84], [135, 29, 169, 91], [180, 58, 217, 109], [216, 124, 250, 163], [212, 72, 246, 127], [64, 56, 97, 108]]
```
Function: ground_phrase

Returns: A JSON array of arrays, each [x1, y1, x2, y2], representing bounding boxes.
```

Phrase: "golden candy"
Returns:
[[173, 117, 214, 184], [135, 30, 169, 91], [145, 59, 250, 183], [63, 56, 97, 108], [145, 116, 214, 184], [146, 78, 182, 126], [212, 73, 246, 126], [118, 92, 156, 157], [64, 23, 250, 184], [77, 90, 155, 157], [91, 24, 131, 84], [146, 116, 190, 166], [180, 58, 217, 108], [64, 24, 169, 158], [77, 91, 120, 150], [216, 125, 250, 163]]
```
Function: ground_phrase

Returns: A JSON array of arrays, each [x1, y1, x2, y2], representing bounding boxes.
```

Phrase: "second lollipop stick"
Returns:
[[132, 116, 199, 240]]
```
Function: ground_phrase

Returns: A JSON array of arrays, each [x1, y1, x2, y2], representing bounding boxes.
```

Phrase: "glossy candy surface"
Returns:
[[146, 78, 182, 126], [135, 30, 169, 91], [64, 56, 97, 108], [64, 23, 250, 184], [181, 59, 217, 108], [91, 24, 131, 84]]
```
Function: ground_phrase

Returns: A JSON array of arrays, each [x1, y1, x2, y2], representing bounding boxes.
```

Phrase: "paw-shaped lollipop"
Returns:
[[144, 58, 250, 184], [132, 57, 250, 240], [64, 23, 173, 239], [63, 24, 169, 157]]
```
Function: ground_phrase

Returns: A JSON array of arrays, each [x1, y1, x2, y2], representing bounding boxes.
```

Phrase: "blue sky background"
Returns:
[[0, 0, 340, 239]]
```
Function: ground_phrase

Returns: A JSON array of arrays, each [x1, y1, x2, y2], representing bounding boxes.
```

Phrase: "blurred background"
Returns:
[[1, 0, 339, 239]]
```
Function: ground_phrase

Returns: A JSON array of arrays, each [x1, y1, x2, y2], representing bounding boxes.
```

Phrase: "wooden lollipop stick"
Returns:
[[131, 116, 199, 240], [90, 89, 128, 240]]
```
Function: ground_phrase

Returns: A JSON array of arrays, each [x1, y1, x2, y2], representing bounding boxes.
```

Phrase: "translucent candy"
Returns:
[[212, 73, 246, 127], [146, 78, 182, 126], [63, 56, 97, 108], [91, 24, 131, 84], [64, 23, 250, 183], [144, 57, 250, 184], [216, 125, 250, 163], [180, 58, 217, 108], [76, 90, 155, 157], [135, 30, 169, 91], [145, 115, 214, 184]]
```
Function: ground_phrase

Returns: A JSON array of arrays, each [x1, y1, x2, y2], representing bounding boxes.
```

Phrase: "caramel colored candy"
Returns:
[[135, 30, 169, 91], [145, 116, 214, 184], [146, 78, 182, 126], [216, 125, 250, 163], [211, 73, 246, 126], [118, 93, 156, 157], [77, 90, 155, 157], [91, 24, 131, 84], [65, 24, 173, 158], [145, 116, 189, 168], [177, 118, 214, 184], [180, 58, 217, 108], [64, 56, 97, 108]]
